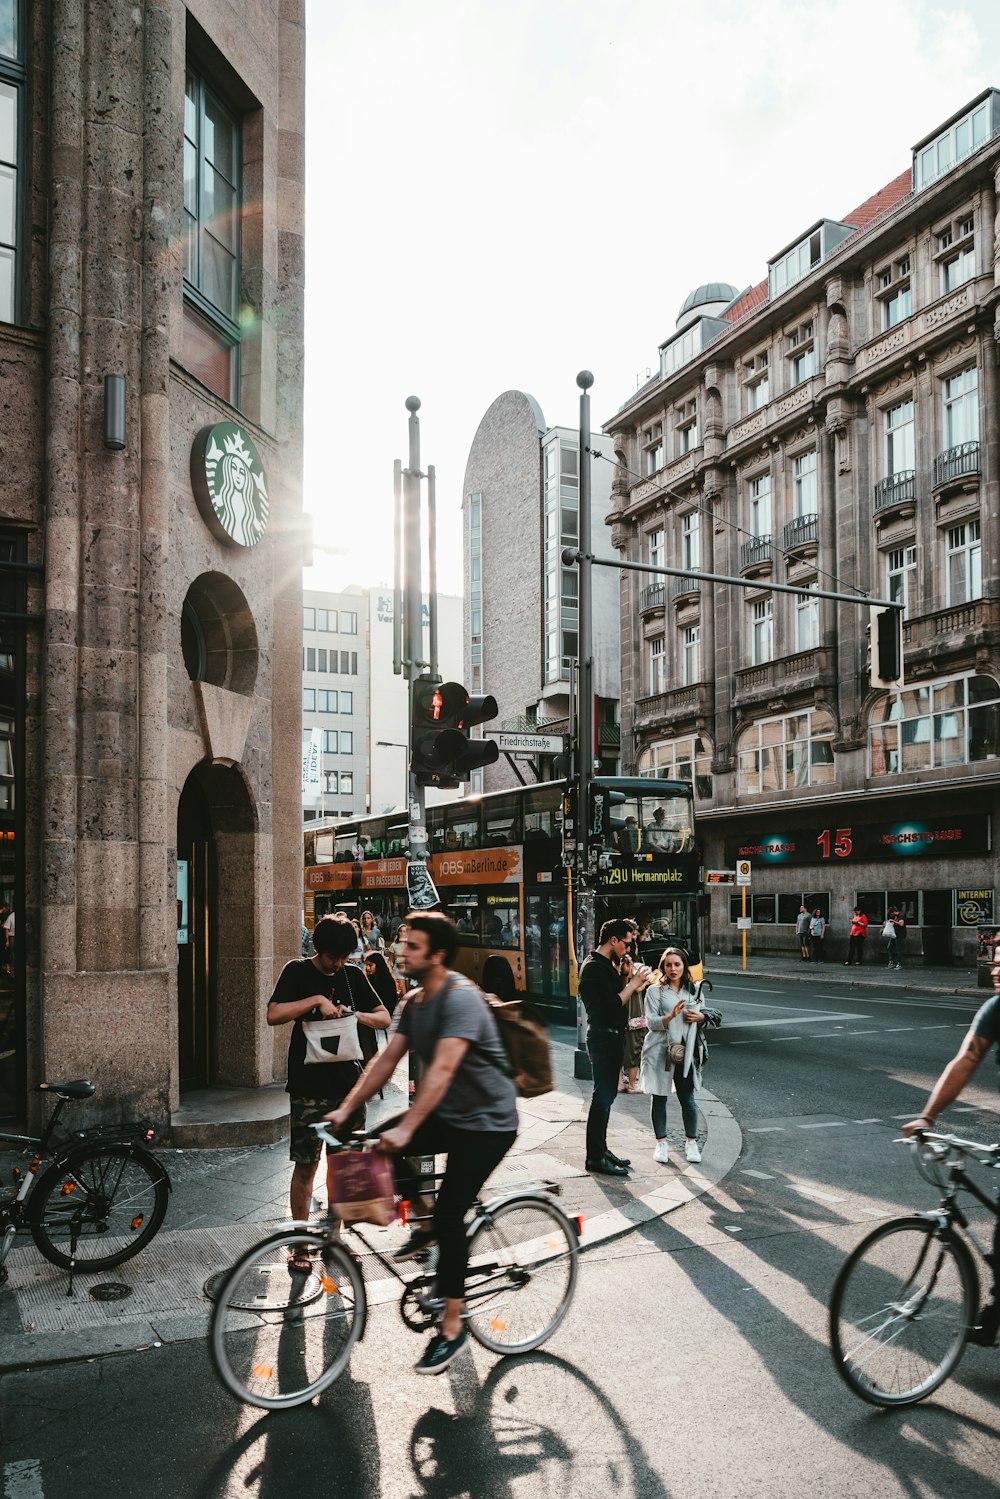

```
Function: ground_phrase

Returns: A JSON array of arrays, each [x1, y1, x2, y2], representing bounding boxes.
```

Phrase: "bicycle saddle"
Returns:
[[38, 1079, 96, 1099]]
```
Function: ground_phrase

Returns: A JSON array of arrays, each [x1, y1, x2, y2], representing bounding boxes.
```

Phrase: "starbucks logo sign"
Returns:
[[190, 422, 270, 548]]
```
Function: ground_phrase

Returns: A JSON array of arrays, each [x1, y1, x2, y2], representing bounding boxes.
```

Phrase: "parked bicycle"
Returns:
[[210, 1123, 581, 1408], [829, 1129, 999, 1407], [0, 1078, 171, 1289]]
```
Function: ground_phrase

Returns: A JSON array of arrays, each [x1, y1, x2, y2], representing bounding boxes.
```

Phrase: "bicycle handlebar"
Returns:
[[307, 1122, 382, 1152], [902, 1128, 1000, 1166]]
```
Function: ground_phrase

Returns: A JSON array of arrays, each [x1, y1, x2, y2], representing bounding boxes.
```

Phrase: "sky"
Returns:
[[302, 0, 1000, 599]]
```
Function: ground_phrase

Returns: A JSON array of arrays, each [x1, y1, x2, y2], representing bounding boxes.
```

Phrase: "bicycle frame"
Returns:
[[920, 1159, 999, 1262]]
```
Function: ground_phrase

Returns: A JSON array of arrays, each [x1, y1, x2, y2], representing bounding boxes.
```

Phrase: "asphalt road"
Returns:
[[2, 972, 998, 1499]]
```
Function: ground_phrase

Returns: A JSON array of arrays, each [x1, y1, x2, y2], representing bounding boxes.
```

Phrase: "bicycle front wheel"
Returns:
[[465, 1194, 578, 1355], [29, 1143, 168, 1270], [210, 1230, 365, 1409], [829, 1217, 977, 1407]]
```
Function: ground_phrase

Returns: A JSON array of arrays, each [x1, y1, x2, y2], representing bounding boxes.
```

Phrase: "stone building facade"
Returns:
[[605, 90, 1000, 966], [0, 0, 305, 1125], [462, 390, 621, 794]]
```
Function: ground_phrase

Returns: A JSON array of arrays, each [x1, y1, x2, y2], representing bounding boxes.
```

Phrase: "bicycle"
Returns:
[[829, 1129, 999, 1407], [209, 1123, 581, 1409], [0, 1078, 171, 1290]]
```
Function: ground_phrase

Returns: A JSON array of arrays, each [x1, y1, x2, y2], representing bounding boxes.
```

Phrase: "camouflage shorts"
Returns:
[[289, 1095, 367, 1166]]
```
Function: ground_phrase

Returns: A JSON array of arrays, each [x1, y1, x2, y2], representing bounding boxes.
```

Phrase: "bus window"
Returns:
[[335, 825, 359, 863], [484, 893, 520, 948], [637, 793, 694, 854], [523, 785, 562, 841], [386, 820, 409, 857], [483, 794, 521, 847], [362, 819, 389, 857], [313, 830, 334, 865], [427, 805, 446, 853], [445, 809, 480, 850], [452, 896, 481, 942]]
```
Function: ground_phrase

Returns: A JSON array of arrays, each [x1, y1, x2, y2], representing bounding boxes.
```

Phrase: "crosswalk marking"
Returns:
[[797, 1121, 846, 1129], [740, 1169, 776, 1179]]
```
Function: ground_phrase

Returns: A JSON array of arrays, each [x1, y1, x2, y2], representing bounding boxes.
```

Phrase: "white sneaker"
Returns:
[[685, 1139, 702, 1163], [653, 1140, 669, 1164]]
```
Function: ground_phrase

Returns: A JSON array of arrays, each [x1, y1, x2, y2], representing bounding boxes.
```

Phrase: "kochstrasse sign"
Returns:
[[725, 815, 989, 865]]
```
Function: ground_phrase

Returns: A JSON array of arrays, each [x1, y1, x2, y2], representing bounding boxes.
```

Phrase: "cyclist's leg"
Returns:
[[431, 1124, 517, 1338], [971, 1193, 1000, 1342]]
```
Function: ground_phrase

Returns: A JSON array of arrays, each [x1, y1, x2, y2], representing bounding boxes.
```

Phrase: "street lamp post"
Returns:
[[376, 740, 408, 813]]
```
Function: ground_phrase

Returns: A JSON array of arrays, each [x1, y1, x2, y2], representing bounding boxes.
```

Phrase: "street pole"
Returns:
[[574, 371, 595, 1081]]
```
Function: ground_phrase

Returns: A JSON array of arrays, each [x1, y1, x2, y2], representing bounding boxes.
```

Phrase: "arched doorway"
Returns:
[[176, 762, 256, 1090]]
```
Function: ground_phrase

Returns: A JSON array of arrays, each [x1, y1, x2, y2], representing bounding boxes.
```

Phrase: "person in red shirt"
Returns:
[[845, 908, 868, 966]]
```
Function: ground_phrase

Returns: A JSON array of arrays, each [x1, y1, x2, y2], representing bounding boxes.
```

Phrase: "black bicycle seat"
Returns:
[[38, 1079, 96, 1099]]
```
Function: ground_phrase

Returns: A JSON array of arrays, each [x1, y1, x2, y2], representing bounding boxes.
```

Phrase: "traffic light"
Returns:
[[410, 679, 500, 787], [869, 605, 903, 689]]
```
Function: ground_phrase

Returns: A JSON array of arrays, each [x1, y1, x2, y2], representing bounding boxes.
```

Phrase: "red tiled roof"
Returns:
[[722, 167, 914, 326]]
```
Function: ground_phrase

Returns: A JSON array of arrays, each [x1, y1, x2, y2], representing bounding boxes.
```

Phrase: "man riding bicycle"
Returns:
[[904, 949, 1000, 1346], [326, 910, 519, 1375]]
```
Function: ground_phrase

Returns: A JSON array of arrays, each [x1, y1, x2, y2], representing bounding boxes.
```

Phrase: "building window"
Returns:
[[681, 511, 700, 571], [681, 625, 700, 686], [317, 609, 335, 632], [737, 708, 835, 795], [877, 256, 913, 330], [794, 590, 819, 652], [0, 1, 24, 324], [302, 688, 315, 712], [318, 689, 338, 713], [303, 647, 315, 673], [676, 400, 698, 454], [316, 648, 326, 672], [945, 519, 982, 605], [646, 527, 664, 579], [340, 772, 353, 796], [339, 690, 353, 714], [942, 365, 978, 448], [886, 545, 917, 618], [339, 732, 353, 755], [636, 733, 713, 800], [791, 449, 817, 517], [323, 730, 338, 753], [340, 611, 357, 635], [649, 636, 666, 695], [468, 490, 483, 682], [884, 399, 915, 477], [323, 771, 338, 795], [935, 211, 976, 294], [183, 67, 241, 403], [543, 444, 580, 683], [914, 100, 989, 188], [748, 474, 772, 539], [869, 671, 1000, 775], [787, 321, 815, 385], [750, 596, 773, 666], [643, 422, 664, 476], [303, 607, 315, 631], [746, 351, 769, 411]]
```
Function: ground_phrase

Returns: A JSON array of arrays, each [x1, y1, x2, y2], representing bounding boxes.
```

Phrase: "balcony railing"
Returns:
[[671, 574, 701, 601], [873, 470, 915, 511], [639, 582, 666, 613], [932, 440, 980, 488], [783, 513, 819, 552], [740, 536, 774, 571]]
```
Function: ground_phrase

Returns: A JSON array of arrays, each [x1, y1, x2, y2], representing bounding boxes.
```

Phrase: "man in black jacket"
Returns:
[[579, 917, 652, 1177]]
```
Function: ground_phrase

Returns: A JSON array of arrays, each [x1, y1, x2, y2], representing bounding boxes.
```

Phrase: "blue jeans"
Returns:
[[586, 1029, 624, 1161], [884, 936, 898, 965], [650, 1065, 698, 1140]]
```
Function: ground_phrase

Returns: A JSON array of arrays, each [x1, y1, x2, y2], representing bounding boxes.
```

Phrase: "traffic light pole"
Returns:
[[574, 372, 595, 1081], [401, 396, 436, 907]]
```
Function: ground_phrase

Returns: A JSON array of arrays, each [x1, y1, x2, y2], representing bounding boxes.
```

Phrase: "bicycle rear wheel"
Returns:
[[464, 1194, 578, 1355], [829, 1217, 977, 1407], [29, 1143, 169, 1271], [210, 1230, 365, 1409]]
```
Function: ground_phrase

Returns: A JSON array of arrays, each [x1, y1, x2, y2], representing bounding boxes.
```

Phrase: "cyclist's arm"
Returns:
[[903, 1026, 992, 1133], [389, 1036, 469, 1144]]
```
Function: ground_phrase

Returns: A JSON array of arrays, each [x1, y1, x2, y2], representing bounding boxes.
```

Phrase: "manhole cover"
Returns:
[[89, 1282, 133, 1302], [203, 1269, 324, 1310]]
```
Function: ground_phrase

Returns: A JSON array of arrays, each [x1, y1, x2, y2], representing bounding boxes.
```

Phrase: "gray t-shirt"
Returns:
[[397, 974, 519, 1132]]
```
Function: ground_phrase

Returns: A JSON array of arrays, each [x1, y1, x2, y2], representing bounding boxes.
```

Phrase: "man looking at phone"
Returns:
[[579, 917, 652, 1177]]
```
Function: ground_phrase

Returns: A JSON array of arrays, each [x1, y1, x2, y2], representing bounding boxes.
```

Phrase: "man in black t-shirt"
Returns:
[[578, 917, 652, 1176], [268, 915, 391, 1223], [904, 952, 1000, 1346]]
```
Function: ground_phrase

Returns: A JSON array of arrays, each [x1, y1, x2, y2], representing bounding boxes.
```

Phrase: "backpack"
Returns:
[[428, 976, 554, 1099]]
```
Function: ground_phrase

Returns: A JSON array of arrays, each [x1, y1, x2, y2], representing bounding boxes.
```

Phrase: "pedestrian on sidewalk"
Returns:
[[795, 904, 811, 962], [846, 908, 868, 966], [882, 909, 903, 969], [579, 918, 653, 1177], [809, 908, 827, 962], [640, 948, 709, 1164], [620, 953, 645, 1094]]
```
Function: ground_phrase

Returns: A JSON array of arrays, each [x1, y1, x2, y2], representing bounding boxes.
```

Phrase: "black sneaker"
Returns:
[[585, 1154, 629, 1177], [967, 1303, 999, 1347], [415, 1327, 468, 1375], [606, 1150, 631, 1168], [394, 1227, 437, 1263]]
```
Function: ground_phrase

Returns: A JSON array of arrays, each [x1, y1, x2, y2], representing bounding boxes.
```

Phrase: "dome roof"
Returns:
[[677, 282, 739, 321]]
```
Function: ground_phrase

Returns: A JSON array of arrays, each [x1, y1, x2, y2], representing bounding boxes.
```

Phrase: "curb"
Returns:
[[705, 959, 982, 1000]]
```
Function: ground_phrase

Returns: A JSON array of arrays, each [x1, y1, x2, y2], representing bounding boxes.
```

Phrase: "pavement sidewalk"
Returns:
[[0, 1039, 741, 1373], [705, 949, 986, 999]]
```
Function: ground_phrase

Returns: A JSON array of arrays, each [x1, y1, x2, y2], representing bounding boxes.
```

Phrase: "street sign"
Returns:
[[493, 731, 566, 756], [737, 916, 752, 930], [706, 869, 736, 886], [736, 859, 752, 886]]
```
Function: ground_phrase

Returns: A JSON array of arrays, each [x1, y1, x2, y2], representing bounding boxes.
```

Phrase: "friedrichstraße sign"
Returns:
[[492, 732, 566, 757]]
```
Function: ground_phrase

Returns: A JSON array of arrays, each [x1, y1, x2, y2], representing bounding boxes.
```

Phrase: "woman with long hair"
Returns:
[[639, 947, 707, 1165], [360, 909, 384, 954], [363, 951, 400, 1018]]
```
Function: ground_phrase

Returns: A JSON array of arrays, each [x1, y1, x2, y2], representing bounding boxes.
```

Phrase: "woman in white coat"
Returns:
[[639, 947, 706, 1164]]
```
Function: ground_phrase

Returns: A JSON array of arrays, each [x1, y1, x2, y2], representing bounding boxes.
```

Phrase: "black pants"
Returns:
[[585, 1029, 624, 1162], [846, 936, 865, 965], [382, 1112, 517, 1300], [811, 936, 825, 962]]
